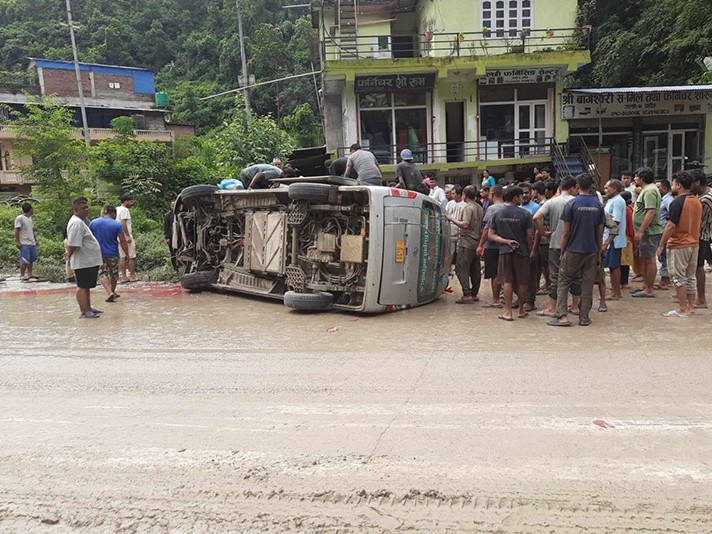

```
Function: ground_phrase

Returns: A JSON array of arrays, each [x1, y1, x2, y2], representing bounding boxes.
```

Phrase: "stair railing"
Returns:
[[551, 140, 574, 178], [578, 136, 603, 185]]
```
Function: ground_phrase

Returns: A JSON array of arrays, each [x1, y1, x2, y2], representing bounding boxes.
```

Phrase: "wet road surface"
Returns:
[[1, 279, 711, 532]]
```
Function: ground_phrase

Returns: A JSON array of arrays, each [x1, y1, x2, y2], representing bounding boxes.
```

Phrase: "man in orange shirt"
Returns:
[[657, 171, 703, 318]]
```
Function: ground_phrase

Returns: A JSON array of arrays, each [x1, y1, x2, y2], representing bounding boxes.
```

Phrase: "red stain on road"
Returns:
[[593, 419, 615, 429]]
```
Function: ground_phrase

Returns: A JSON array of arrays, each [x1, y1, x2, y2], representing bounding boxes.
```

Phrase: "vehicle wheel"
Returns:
[[288, 183, 332, 202], [180, 270, 217, 292], [180, 184, 218, 205], [283, 290, 334, 311]]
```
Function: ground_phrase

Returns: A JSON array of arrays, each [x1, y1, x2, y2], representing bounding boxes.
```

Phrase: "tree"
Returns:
[[283, 103, 324, 148], [210, 94, 294, 178]]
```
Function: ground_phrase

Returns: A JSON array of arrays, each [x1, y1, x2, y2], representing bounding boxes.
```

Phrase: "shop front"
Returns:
[[563, 87, 712, 180], [354, 72, 436, 164]]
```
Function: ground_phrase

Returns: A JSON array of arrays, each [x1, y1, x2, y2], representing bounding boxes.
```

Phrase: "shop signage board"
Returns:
[[355, 73, 436, 93], [479, 67, 561, 85], [562, 90, 712, 119]]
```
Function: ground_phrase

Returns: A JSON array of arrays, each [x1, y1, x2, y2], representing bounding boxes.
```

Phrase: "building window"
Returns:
[[109, 82, 121, 89], [358, 92, 430, 164], [482, 0, 532, 37]]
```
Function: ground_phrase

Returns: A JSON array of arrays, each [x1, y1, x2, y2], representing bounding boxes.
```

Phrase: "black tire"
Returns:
[[288, 183, 332, 202], [283, 291, 334, 311], [180, 184, 218, 205], [180, 270, 217, 292]]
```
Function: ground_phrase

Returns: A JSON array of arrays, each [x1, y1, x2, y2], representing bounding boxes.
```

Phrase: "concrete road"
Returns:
[[1, 280, 711, 532]]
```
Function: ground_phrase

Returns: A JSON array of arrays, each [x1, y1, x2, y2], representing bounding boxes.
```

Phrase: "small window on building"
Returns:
[[483, 0, 532, 37], [109, 82, 121, 89]]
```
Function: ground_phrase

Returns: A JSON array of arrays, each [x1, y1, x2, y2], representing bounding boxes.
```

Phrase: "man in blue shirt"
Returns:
[[603, 179, 627, 299], [656, 178, 674, 289], [549, 173, 605, 327], [89, 205, 130, 303]]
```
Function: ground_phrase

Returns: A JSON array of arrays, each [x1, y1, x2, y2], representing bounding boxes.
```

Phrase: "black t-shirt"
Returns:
[[490, 204, 533, 257], [395, 161, 425, 191]]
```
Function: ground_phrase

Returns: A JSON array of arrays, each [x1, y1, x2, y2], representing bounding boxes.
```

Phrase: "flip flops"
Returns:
[[547, 319, 572, 327], [579, 318, 592, 326], [567, 307, 580, 316], [536, 310, 557, 317], [694, 303, 708, 309], [482, 302, 503, 308], [598, 303, 608, 312], [663, 310, 688, 318], [631, 292, 655, 298], [106, 293, 121, 303], [455, 297, 477, 304], [497, 314, 514, 322], [518, 312, 528, 319], [80, 311, 101, 319]]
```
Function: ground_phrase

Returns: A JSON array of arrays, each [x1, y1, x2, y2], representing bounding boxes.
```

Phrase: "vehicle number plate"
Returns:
[[395, 240, 405, 263]]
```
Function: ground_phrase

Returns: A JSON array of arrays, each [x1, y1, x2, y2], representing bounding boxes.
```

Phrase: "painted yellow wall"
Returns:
[[706, 114, 712, 172]]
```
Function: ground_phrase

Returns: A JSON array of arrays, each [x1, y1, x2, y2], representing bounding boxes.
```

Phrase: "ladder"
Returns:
[[337, 0, 358, 59]]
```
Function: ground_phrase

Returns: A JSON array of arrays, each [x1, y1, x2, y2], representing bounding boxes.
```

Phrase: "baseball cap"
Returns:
[[400, 149, 414, 161]]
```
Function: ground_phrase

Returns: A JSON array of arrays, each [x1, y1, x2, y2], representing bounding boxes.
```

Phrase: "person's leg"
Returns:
[[470, 255, 481, 299], [540, 243, 550, 289], [579, 253, 597, 323], [695, 241, 709, 307], [76, 287, 91, 315], [554, 252, 574, 322], [686, 249, 698, 313], [525, 253, 539, 310], [119, 256, 128, 282], [546, 248, 561, 314], [502, 282, 514, 319], [658, 247, 671, 288], [99, 275, 112, 297], [128, 257, 137, 281], [455, 246, 472, 299], [621, 265, 630, 287], [644, 256, 657, 294]]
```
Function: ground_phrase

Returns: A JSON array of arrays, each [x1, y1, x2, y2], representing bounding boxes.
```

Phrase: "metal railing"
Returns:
[[551, 141, 574, 177], [336, 137, 555, 165], [577, 136, 602, 184], [324, 27, 588, 61]]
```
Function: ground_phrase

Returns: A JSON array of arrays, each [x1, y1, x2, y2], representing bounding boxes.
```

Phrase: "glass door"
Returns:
[[517, 103, 547, 156], [670, 132, 685, 174]]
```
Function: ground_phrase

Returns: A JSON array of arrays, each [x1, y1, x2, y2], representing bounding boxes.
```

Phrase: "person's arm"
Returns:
[[526, 227, 534, 257], [63, 245, 78, 262], [560, 221, 571, 253], [477, 226, 489, 256], [488, 229, 518, 250], [634, 208, 656, 243], [118, 232, 130, 257], [532, 210, 552, 238], [344, 160, 353, 177], [249, 171, 266, 189], [598, 224, 607, 256], [656, 221, 677, 257], [531, 230, 540, 260], [14, 227, 21, 249]]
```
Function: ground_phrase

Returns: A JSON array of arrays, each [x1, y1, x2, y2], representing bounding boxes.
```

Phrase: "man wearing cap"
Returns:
[[395, 149, 427, 193], [344, 143, 383, 186]]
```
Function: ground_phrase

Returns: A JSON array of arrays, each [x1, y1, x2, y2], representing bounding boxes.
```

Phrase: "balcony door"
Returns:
[[517, 103, 547, 156]]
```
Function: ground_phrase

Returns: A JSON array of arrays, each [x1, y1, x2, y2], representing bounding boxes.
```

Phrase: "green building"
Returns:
[[315, 0, 591, 184]]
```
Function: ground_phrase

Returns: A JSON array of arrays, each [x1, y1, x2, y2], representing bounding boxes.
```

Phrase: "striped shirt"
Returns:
[[700, 188, 712, 241]]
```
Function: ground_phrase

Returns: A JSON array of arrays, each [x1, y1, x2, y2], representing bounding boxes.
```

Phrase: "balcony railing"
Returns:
[[324, 27, 588, 61], [336, 137, 555, 165], [0, 125, 174, 143], [0, 170, 25, 185]]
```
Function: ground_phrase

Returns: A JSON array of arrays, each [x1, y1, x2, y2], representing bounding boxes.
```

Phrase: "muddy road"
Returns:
[[1, 280, 711, 532]]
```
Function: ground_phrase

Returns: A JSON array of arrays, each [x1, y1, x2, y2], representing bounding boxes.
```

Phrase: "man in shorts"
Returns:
[[603, 179, 627, 300], [90, 205, 130, 303], [64, 197, 103, 319], [656, 171, 702, 317], [116, 194, 138, 283], [478, 184, 505, 307], [488, 186, 534, 321], [14, 202, 38, 281], [632, 167, 663, 298]]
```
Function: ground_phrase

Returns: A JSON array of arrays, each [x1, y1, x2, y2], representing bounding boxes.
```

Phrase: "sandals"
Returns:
[[567, 307, 580, 316], [80, 311, 101, 319], [497, 314, 514, 322], [579, 318, 592, 326], [631, 292, 655, 298], [482, 302, 503, 308], [598, 302, 608, 312], [663, 310, 688, 318], [547, 319, 572, 327], [455, 297, 477, 304], [106, 293, 121, 303], [536, 310, 557, 317]]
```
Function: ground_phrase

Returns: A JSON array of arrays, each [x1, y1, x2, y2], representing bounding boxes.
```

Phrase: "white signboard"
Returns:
[[479, 67, 560, 85], [562, 90, 712, 119]]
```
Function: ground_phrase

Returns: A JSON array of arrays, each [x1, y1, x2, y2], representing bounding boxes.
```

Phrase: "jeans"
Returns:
[[455, 246, 481, 297], [556, 251, 597, 321]]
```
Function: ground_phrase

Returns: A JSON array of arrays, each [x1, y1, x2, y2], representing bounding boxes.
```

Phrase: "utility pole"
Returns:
[[65, 0, 90, 148], [236, 0, 251, 126]]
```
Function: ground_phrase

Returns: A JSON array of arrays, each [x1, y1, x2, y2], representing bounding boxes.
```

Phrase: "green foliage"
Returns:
[[573, 0, 712, 87], [210, 95, 295, 178], [283, 103, 324, 148]]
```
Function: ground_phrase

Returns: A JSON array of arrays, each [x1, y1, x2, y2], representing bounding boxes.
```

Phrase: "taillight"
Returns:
[[389, 188, 417, 199]]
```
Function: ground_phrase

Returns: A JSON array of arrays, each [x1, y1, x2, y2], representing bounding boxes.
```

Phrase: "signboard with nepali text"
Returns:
[[562, 89, 712, 120], [479, 67, 561, 85], [355, 73, 436, 93]]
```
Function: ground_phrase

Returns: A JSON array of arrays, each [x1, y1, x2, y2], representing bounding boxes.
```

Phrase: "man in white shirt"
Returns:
[[14, 202, 38, 281], [64, 197, 103, 319], [116, 194, 137, 283], [426, 175, 448, 210]]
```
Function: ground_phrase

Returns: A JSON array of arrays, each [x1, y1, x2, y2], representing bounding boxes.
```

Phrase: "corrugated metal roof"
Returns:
[[567, 86, 712, 93]]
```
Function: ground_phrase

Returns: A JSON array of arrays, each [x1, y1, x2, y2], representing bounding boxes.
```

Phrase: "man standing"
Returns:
[[64, 197, 103, 319], [656, 178, 674, 290], [426, 175, 448, 210], [395, 149, 426, 192], [548, 174, 604, 327], [163, 197, 178, 273], [447, 185, 484, 304], [519, 183, 540, 216], [14, 202, 38, 281], [656, 172, 702, 317], [603, 179, 627, 299], [116, 194, 137, 284], [621, 170, 638, 203], [691, 169, 712, 309], [631, 167, 663, 298], [488, 187, 534, 321], [478, 184, 505, 307], [344, 144, 383, 186], [533, 177, 577, 317], [90, 205, 130, 303]]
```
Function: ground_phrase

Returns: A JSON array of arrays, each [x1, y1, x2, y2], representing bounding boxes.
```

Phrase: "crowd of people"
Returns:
[[442, 167, 712, 325]]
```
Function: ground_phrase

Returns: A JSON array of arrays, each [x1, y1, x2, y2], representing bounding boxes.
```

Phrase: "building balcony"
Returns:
[[335, 137, 556, 166], [0, 170, 26, 185], [323, 27, 589, 62]]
